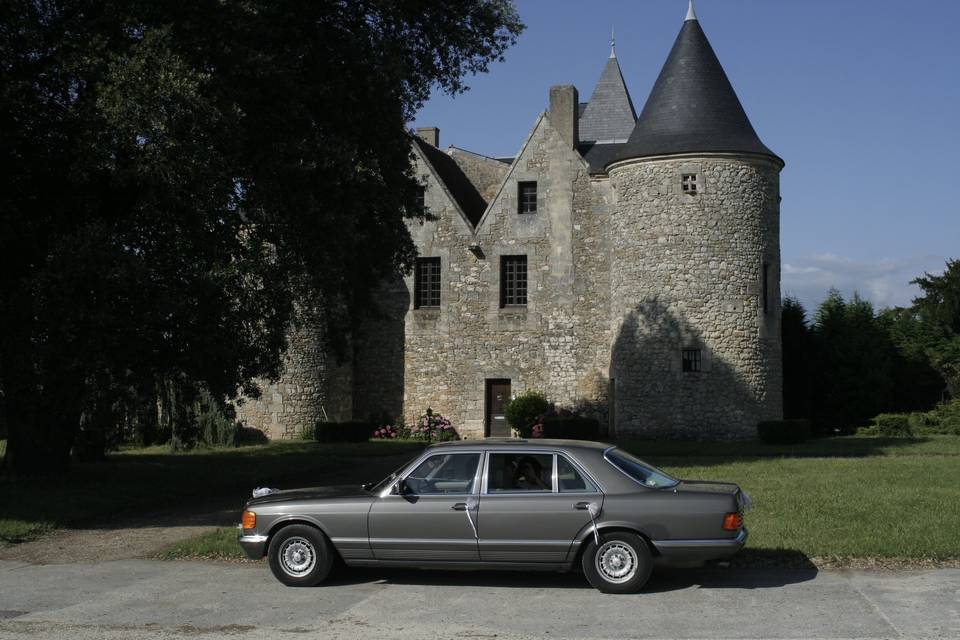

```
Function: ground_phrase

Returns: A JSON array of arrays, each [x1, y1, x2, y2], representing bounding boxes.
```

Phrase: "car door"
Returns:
[[367, 451, 481, 561], [475, 451, 601, 563]]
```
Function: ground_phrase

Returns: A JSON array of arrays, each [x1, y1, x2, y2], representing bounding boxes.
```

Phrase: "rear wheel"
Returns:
[[267, 524, 333, 587], [581, 531, 653, 594]]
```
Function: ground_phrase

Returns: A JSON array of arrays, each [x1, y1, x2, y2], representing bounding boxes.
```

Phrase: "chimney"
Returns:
[[415, 127, 440, 147], [549, 85, 579, 149]]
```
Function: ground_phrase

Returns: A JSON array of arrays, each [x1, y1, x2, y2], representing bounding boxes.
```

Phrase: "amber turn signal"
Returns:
[[722, 512, 742, 531], [242, 511, 256, 530]]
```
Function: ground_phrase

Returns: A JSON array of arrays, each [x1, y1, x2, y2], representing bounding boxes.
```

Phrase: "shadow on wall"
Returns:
[[352, 274, 409, 425], [610, 298, 758, 439]]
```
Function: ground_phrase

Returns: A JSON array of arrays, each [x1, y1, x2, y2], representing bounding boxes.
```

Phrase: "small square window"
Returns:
[[500, 255, 527, 307], [681, 173, 698, 195], [414, 257, 441, 309], [518, 181, 537, 214], [682, 349, 702, 373]]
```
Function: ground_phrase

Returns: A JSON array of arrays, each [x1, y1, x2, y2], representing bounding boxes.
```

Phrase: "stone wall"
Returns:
[[399, 114, 608, 438], [607, 155, 783, 438], [234, 307, 353, 439]]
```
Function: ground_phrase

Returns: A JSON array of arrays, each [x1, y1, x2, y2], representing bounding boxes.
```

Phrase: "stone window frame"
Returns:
[[413, 257, 442, 309], [681, 173, 698, 195], [517, 181, 538, 214], [499, 255, 528, 308]]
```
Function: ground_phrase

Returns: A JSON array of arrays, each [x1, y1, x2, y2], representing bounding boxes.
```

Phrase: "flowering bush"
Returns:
[[372, 424, 402, 439], [409, 408, 458, 442]]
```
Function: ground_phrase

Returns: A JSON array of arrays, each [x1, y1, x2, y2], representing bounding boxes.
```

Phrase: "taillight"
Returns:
[[722, 512, 742, 531], [242, 511, 256, 530]]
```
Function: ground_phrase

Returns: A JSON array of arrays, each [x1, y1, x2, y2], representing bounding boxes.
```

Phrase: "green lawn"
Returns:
[[4, 436, 959, 565], [0, 440, 425, 545]]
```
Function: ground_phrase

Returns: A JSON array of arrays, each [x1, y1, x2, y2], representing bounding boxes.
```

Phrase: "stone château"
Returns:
[[237, 4, 784, 440]]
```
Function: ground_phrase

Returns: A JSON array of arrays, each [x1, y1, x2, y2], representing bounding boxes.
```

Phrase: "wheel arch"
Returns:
[[572, 523, 660, 566]]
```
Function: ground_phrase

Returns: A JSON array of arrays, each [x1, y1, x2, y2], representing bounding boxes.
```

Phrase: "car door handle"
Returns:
[[451, 503, 468, 511], [573, 502, 590, 510]]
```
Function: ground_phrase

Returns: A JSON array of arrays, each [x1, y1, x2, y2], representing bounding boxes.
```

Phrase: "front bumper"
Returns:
[[650, 527, 748, 566], [238, 530, 269, 560]]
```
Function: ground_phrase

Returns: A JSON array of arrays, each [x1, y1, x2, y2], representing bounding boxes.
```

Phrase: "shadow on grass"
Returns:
[[0, 442, 424, 543]]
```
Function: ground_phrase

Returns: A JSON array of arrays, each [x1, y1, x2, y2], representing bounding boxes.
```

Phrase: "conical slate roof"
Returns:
[[611, 10, 779, 165], [578, 51, 637, 143]]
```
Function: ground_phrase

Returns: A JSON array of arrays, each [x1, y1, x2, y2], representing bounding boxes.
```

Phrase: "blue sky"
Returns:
[[412, 0, 960, 314]]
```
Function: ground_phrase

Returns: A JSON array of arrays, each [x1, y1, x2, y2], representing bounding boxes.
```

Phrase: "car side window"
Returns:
[[557, 454, 598, 493], [402, 453, 480, 495], [486, 453, 554, 492]]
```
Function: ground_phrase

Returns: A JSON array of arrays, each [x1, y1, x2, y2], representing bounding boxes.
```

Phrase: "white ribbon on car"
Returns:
[[252, 487, 279, 498], [465, 496, 479, 539], [587, 502, 601, 545]]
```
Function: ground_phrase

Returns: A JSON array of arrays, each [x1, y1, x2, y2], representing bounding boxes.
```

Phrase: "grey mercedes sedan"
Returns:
[[238, 439, 749, 593]]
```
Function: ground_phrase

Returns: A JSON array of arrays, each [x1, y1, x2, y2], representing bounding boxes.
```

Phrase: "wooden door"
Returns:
[[485, 379, 512, 437]]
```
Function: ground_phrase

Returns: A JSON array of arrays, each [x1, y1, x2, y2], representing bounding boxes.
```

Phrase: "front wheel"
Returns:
[[267, 524, 334, 587], [581, 531, 653, 594]]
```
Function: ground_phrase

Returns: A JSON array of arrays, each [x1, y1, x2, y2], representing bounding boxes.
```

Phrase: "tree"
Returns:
[[807, 290, 900, 432], [781, 296, 812, 420], [0, 1, 523, 474], [911, 259, 960, 396]]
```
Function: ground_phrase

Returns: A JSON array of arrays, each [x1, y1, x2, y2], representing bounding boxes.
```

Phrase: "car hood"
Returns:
[[246, 484, 372, 507]]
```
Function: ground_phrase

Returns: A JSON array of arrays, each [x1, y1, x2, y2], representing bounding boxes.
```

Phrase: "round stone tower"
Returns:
[[606, 5, 783, 438]]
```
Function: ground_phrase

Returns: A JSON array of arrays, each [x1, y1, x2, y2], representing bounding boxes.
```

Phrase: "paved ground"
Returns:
[[1, 559, 958, 639]]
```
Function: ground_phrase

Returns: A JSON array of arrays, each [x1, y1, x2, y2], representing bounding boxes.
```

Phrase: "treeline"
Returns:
[[783, 259, 959, 433]]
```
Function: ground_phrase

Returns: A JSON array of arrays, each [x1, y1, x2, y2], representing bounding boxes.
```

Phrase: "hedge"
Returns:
[[539, 416, 600, 440], [757, 419, 811, 444], [314, 421, 374, 443], [872, 413, 912, 437]]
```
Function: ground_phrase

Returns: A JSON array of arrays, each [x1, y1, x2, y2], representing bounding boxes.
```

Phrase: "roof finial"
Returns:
[[610, 26, 616, 58], [685, 0, 698, 22]]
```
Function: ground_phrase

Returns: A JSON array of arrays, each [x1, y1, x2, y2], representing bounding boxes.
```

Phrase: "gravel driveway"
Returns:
[[1, 559, 958, 639]]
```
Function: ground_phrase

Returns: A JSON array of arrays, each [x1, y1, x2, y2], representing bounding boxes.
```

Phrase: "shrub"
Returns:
[[757, 419, 811, 444], [871, 413, 912, 437], [236, 426, 269, 446], [408, 409, 458, 442], [314, 421, 374, 443], [538, 416, 600, 440], [505, 391, 550, 438]]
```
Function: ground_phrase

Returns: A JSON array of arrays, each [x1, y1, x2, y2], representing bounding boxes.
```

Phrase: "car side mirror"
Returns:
[[395, 479, 409, 495]]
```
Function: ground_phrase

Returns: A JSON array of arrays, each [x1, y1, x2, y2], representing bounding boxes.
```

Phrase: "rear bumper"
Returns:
[[238, 532, 269, 560], [651, 528, 748, 566]]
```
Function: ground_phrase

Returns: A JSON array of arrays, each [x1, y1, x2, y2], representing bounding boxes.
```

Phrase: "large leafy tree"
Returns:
[[911, 259, 960, 395], [0, 0, 523, 474]]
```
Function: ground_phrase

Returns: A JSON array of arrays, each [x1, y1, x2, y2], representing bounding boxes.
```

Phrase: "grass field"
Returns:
[[0, 440, 425, 545], [147, 436, 960, 564], [3, 436, 959, 564]]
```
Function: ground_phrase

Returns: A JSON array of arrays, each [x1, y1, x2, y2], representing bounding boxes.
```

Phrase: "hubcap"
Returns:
[[279, 537, 316, 577], [595, 541, 637, 584]]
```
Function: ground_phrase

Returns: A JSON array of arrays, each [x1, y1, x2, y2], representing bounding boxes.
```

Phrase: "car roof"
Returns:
[[426, 438, 612, 452]]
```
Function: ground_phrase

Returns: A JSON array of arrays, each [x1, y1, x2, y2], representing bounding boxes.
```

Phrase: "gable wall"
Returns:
[[384, 116, 612, 438]]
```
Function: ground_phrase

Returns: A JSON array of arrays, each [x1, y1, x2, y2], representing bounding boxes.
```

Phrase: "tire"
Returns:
[[267, 524, 334, 587], [581, 531, 653, 594]]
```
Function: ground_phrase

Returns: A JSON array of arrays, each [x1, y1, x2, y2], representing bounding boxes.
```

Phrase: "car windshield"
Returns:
[[605, 448, 679, 489], [367, 457, 419, 494]]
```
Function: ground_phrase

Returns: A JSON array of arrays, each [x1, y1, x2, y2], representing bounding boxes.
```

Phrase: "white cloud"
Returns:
[[781, 253, 949, 314]]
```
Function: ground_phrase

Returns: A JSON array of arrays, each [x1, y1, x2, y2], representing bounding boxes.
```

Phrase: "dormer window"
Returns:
[[681, 173, 698, 195]]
